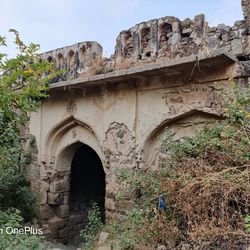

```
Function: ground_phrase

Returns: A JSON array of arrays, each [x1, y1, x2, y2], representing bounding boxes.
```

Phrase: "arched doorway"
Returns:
[[68, 143, 105, 245]]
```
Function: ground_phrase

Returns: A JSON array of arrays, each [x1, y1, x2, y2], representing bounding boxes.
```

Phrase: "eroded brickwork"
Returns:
[[40, 0, 250, 80], [28, 1, 250, 245]]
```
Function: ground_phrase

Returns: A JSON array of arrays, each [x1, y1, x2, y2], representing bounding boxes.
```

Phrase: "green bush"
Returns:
[[0, 209, 45, 250], [245, 215, 250, 233], [107, 83, 250, 249], [80, 203, 103, 250], [0, 167, 36, 221], [0, 30, 60, 221]]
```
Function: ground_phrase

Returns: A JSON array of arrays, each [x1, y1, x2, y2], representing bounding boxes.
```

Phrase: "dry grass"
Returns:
[[115, 59, 136, 70], [79, 57, 114, 77], [113, 121, 250, 249]]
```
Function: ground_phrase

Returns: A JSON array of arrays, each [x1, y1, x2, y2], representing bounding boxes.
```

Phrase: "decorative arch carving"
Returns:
[[67, 49, 75, 70], [159, 22, 172, 46], [143, 109, 223, 167], [56, 53, 64, 69], [44, 116, 103, 166]]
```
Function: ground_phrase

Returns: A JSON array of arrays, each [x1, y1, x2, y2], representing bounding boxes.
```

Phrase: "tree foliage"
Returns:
[[0, 30, 59, 220], [0, 209, 45, 250]]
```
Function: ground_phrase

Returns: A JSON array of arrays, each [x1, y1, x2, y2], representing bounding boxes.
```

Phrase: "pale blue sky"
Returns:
[[0, 0, 243, 57]]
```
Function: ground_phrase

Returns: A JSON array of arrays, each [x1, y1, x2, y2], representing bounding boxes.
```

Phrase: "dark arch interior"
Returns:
[[69, 144, 105, 244]]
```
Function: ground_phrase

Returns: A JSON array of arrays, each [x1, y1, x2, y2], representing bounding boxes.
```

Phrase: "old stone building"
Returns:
[[28, 0, 250, 245]]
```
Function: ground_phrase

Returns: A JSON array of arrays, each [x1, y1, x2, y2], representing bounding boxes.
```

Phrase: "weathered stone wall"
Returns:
[[40, 41, 103, 80], [114, 14, 247, 63], [242, 0, 250, 23], [29, 62, 240, 243], [45, 18, 247, 79], [28, 0, 250, 245]]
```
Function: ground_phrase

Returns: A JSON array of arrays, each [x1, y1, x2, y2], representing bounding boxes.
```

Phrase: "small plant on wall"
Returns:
[[80, 203, 103, 250]]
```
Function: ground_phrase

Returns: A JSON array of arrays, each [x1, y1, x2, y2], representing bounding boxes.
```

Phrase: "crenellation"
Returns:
[[40, 0, 250, 82], [40, 41, 103, 79], [41, 16, 250, 82], [242, 0, 250, 24]]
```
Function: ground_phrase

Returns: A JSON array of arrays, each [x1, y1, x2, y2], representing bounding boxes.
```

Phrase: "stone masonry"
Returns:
[[28, 0, 250, 245], [41, 1, 250, 80]]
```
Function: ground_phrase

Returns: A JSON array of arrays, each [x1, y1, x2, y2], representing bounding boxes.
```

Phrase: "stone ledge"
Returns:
[[50, 51, 237, 91]]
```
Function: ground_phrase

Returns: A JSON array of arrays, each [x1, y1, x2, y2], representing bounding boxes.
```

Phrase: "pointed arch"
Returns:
[[44, 116, 103, 165], [143, 109, 223, 166]]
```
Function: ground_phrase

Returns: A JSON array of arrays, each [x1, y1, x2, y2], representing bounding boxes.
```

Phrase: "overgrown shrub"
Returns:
[[80, 203, 103, 250], [85, 57, 113, 76], [245, 215, 250, 233], [109, 83, 250, 249], [0, 30, 60, 221], [0, 167, 37, 221], [0, 209, 45, 250]]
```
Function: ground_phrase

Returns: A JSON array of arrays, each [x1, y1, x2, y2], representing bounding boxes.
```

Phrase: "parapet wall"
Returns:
[[40, 1, 250, 81], [40, 41, 103, 79], [115, 15, 247, 62], [242, 0, 250, 23]]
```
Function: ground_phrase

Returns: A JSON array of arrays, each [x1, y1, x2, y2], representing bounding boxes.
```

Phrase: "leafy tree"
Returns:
[[0, 30, 59, 221]]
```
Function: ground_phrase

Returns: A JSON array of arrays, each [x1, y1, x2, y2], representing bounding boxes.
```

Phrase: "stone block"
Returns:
[[234, 20, 245, 27], [181, 243, 191, 250], [241, 0, 249, 20], [40, 180, 49, 190], [231, 39, 243, 55], [48, 192, 63, 205], [190, 31, 202, 45], [181, 18, 192, 28], [172, 21, 180, 33], [217, 23, 226, 30], [39, 205, 54, 220], [207, 36, 219, 50], [63, 192, 69, 204], [48, 216, 67, 232], [170, 33, 181, 46], [39, 191, 48, 205], [157, 246, 167, 250], [98, 231, 109, 246], [117, 200, 134, 211], [105, 198, 116, 210], [39, 180, 49, 205], [232, 25, 238, 31], [182, 28, 192, 36], [69, 214, 84, 225], [228, 31, 237, 40], [243, 35, 250, 55], [207, 27, 217, 33], [40, 164, 48, 180], [194, 14, 205, 28], [106, 211, 126, 221], [106, 177, 122, 197], [50, 179, 69, 193], [58, 227, 69, 238], [55, 205, 69, 218], [238, 28, 247, 38]]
